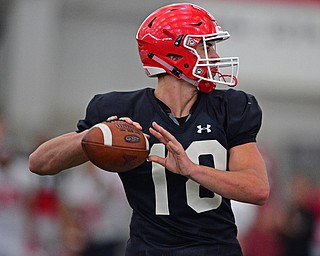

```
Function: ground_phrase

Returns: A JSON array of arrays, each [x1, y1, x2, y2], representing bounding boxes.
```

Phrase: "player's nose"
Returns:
[[209, 49, 219, 59]]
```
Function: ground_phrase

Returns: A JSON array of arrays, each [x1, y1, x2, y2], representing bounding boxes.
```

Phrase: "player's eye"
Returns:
[[206, 42, 216, 51]]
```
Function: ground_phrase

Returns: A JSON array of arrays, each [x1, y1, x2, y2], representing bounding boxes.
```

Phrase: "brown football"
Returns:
[[81, 120, 149, 172]]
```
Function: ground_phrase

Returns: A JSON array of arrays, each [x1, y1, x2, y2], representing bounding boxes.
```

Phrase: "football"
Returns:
[[81, 120, 150, 172]]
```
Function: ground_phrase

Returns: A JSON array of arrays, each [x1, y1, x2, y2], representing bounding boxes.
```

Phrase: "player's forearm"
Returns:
[[190, 165, 269, 205], [29, 132, 88, 175]]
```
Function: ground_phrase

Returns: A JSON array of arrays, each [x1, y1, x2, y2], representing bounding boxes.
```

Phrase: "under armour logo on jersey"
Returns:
[[197, 124, 212, 134]]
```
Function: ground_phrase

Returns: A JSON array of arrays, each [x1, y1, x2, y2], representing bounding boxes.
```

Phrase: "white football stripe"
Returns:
[[143, 134, 149, 150], [93, 123, 112, 146]]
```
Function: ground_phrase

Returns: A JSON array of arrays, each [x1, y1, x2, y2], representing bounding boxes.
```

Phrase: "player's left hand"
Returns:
[[148, 121, 196, 177]]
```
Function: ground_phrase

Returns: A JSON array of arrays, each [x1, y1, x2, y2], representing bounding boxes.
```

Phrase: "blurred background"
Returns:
[[0, 0, 319, 255]]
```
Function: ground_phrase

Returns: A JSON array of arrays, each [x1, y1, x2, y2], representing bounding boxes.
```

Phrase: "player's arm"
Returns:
[[148, 121, 269, 205], [191, 142, 269, 205], [29, 131, 89, 175]]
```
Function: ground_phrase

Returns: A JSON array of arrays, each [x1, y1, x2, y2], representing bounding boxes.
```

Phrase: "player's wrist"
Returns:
[[183, 161, 199, 179]]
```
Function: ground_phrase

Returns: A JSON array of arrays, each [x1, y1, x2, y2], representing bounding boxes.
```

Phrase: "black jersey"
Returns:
[[77, 88, 262, 256]]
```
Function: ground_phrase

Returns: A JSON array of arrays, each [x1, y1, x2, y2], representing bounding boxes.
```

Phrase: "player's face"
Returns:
[[196, 40, 219, 59], [195, 40, 220, 79]]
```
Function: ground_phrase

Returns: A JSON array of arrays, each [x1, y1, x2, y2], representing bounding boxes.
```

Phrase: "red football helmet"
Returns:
[[136, 3, 239, 93]]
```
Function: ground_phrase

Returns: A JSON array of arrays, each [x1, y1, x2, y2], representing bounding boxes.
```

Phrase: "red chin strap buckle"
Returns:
[[197, 81, 216, 93]]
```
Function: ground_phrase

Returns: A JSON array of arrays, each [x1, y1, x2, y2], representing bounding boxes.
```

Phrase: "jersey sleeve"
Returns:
[[76, 92, 131, 132], [76, 94, 105, 132], [76, 89, 148, 132], [225, 89, 262, 148]]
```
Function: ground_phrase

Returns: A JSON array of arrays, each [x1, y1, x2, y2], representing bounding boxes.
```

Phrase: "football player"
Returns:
[[29, 3, 270, 255]]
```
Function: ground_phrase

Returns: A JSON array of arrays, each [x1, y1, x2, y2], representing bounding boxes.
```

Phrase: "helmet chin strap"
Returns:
[[215, 71, 238, 87], [147, 53, 199, 87]]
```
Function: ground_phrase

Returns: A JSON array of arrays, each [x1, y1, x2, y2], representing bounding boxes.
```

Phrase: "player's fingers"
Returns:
[[132, 121, 143, 130], [119, 117, 143, 130], [143, 133, 150, 139], [149, 127, 168, 145], [152, 122, 178, 144], [165, 141, 180, 155], [151, 122, 184, 156], [150, 127, 181, 157], [106, 115, 118, 121], [147, 155, 166, 166], [119, 117, 132, 123]]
